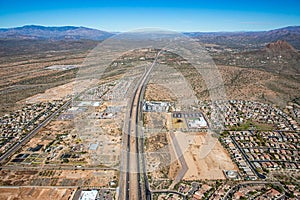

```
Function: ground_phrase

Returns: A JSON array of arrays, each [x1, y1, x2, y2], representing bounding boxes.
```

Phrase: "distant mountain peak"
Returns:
[[265, 40, 297, 53]]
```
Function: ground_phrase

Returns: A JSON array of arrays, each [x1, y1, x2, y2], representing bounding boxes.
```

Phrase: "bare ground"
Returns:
[[0, 187, 75, 200], [171, 132, 238, 180]]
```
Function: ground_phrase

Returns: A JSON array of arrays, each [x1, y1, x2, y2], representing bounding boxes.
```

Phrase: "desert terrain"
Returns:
[[0, 187, 75, 200], [0, 26, 299, 199]]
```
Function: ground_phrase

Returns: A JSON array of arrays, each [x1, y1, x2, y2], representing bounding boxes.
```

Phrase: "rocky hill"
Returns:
[[214, 40, 300, 76], [264, 40, 298, 54]]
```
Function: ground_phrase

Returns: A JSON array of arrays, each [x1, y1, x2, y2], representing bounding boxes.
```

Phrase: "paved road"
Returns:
[[0, 100, 71, 165], [120, 51, 161, 200], [0, 165, 118, 171], [222, 181, 286, 200], [230, 136, 266, 179], [152, 189, 186, 199], [0, 185, 79, 189]]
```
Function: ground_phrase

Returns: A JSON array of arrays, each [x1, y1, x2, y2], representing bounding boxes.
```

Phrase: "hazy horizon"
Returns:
[[1, 0, 300, 32], [1, 24, 300, 33]]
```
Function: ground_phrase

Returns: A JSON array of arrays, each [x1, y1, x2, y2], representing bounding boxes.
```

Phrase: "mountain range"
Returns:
[[185, 26, 300, 50], [0, 25, 300, 49], [0, 25, 113, 40]]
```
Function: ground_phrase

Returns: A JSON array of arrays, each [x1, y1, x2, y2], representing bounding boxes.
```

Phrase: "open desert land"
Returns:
[[1, 41, 299, 116], [1, 33, 299, 199], [0, 168, 117, 187], [217, 65, 300, 107], [0, 187, 76, 200], [143, 48, 300, 107], [0, 39, 99, 115], [144, 83, 177, 102], [18, 79, 99, 104]]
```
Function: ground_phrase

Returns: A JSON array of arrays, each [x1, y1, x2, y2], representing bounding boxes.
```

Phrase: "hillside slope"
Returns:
[[214, 40, 300, 76]]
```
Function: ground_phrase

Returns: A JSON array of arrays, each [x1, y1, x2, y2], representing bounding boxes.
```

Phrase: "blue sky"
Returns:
[[0, 0, 299, 32]]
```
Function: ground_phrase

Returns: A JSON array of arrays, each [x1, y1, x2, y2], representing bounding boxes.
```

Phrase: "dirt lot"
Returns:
[[144, 111, 236, 181], [0, 187, 75, 200], [144, 112, 169, 131], [0, 168, 118, 188], [171, 132, 238, 180]]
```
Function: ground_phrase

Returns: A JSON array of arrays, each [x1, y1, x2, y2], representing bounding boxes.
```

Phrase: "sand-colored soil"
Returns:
[[18, 79, 99, 104], [0, 187, 75, 200], [0, 169, 117, 188], [171, 132, 237, 180], [145, 83, 177, 102]]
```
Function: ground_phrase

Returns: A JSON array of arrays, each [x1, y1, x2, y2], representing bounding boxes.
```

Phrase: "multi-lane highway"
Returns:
[[120, 51, 161, 200], [0, 49, 160, 198]]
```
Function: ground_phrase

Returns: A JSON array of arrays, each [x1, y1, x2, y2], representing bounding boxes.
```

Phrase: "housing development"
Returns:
[[0, 42, 299, 200], [0, 1, 299, 195]]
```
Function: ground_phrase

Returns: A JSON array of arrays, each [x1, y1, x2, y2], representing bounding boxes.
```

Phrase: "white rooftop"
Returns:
[[189, 116, 208, 128], [80, 190, 99, 200]]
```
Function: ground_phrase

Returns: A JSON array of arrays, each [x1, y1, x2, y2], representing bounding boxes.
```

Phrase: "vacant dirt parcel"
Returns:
[[171, 132, 238, 180]]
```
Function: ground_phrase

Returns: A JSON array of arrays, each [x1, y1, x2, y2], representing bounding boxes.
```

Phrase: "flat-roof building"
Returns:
[[79, 190, 99, 200]]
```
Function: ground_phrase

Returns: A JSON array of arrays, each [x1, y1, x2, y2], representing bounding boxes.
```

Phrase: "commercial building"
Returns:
[[79, 190, 99, 200]]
